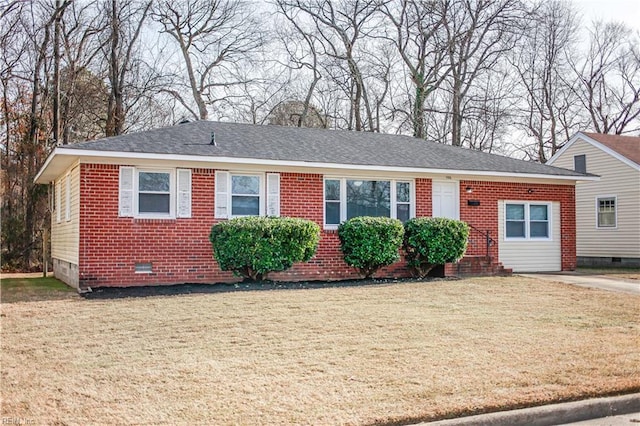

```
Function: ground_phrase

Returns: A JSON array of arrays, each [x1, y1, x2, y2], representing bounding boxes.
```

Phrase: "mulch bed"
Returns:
[[82, 275, 457, 299]]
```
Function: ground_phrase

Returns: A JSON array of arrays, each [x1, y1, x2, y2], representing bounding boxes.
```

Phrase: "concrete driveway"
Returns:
[[519, 272, 640, 295]]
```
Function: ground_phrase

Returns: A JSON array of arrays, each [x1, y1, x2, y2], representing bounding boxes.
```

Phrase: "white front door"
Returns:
[[433, 181, 459, 219]]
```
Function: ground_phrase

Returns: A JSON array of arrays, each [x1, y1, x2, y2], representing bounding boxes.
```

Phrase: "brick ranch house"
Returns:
[[35, 121, 594, 289]]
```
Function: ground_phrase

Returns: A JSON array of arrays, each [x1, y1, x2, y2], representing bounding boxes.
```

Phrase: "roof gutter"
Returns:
[[36, 147, 600, 184]]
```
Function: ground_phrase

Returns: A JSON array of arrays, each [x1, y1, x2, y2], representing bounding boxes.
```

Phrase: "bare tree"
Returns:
[[443, 0, 523, 147], [59, 0, 108, 143], [277, 0, 381, 131], [275, 0, 324, 127], [152, 0, 263, 120], [380, 0, 449, 138], [510, 0, 581, 162], [572, 21, 640, 135], [103, 0, 153, 136]]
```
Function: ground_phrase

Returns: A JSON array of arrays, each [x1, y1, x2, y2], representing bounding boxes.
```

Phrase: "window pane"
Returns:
[[597, 198, 616, 227], [397, 204, 410, 223], [325, 179, 340, 201], [346, 180, 390, 219], [530, 221, 549, 237], [574, 155, 586, 173], [530, 205, 548, 221], [325, 202, 340, 225], [232, 195, 260, 216], [506, 221, 525, 238], [396, 182, 410, 203], [232, 175, 259, 195], [139, 172, 170, 192], [598, 212, 615, 227], [506, 204, 524, 220], [139, 193, 170, 213]]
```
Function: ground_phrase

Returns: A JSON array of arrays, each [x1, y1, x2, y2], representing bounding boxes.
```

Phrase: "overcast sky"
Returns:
[[574, 0, 640, 31]]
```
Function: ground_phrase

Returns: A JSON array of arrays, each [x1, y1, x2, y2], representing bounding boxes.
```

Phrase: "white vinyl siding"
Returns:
[[550, 138, 640, 258], [499, 201, 561, 272], [51, 165, 80, 265], [65, 174, 71, 221], [56, 179, 62, 223]]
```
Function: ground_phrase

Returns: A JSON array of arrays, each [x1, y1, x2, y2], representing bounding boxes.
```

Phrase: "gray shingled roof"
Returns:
[[63, 120, 585, 177]]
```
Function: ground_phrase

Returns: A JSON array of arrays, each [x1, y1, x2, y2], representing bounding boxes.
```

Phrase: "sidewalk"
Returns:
[[418, 393, 640, 426], [0, 272, 52, 279], [519, 272, 640, 295]]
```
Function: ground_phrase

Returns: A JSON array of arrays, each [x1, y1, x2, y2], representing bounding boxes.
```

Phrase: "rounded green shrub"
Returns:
[[403, 217, 470, 278], [337, 216, 404, 279], [209, 216, 320, 281]]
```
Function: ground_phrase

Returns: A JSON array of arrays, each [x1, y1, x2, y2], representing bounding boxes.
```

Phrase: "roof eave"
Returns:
[[549, 132, 640, 171], [36, 147, 596, 183]]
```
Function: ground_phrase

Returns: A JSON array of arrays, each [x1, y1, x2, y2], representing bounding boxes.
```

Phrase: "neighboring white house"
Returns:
[[548, 132, 640, 267]]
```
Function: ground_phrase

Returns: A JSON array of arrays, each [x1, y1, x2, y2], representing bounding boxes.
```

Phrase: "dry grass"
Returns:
[[1, 276, 639, 425]]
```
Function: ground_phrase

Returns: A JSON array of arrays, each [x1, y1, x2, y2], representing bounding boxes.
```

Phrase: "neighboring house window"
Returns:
[[214, 171, 280, 219], [574, 154, 586, 173], [323, 178, 414, 228], [505, 202, 550, 239], [65, 174, 71, 221], [597, 197, 616, 228], [119, 166, 191, 219]]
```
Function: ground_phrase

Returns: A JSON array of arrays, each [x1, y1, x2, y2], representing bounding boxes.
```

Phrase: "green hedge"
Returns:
[[338, 216, 404, 279], [209, 216, 320, 281], [403, 217, 469, 278]]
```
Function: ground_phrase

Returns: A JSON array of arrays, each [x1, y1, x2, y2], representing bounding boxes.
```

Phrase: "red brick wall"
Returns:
[[76, 165, 576, 287], [78, 164, 235, 287], [459, 180, 576, 270]]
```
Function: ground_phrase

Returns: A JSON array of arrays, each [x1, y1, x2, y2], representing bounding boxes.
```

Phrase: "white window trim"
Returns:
[[229, 172, 265, 218], [595, 195, 617, 229], [134, 168, 176, 219], [323, 177, 415, 230], [504, 201, 553, 241]]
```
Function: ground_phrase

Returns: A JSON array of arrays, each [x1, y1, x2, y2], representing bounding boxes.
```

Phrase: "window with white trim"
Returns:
[[505, 202, 551, 239], [231, 174, 261, 216], [324, 178, 414, 228], [214, 171, 280, 219], [118, 167, 191, 219], [597, 197, 616, 228], [138, 170, 173, 216]]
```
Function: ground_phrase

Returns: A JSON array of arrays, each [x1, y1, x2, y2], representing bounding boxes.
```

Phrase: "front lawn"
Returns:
[[1, 276, 638, 425], [1, 276, 77, 303]]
